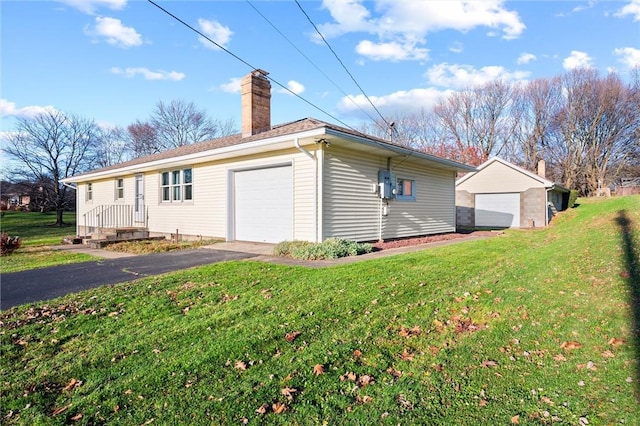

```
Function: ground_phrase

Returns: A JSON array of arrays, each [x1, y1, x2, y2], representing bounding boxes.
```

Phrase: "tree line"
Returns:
[[362, 68, 640, 197]]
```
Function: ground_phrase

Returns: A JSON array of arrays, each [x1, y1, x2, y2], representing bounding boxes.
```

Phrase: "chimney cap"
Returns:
[[251, 68, 269, 78]]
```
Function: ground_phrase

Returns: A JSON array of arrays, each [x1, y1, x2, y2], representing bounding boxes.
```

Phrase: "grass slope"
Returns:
[[1, 212, 95, 273], [2, 196, 639, 425]]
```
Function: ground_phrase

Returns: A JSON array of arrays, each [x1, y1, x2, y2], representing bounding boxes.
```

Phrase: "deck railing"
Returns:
[[83, 204, 147, 232]]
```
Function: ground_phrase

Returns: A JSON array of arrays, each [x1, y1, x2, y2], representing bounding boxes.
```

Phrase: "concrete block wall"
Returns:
[[521, 187, 546, 228], [455, 190, 475, 228]]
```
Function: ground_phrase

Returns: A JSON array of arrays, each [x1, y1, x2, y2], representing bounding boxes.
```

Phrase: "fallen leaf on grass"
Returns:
[[285, 331, 302, 342], [313, 364, 324, 376], [281, 387, 297, 401], [356, 395, 372, 404], [70, 413, 83, 421], [234, 360, 247, 371], [481, 360, 498, 368], [560, 341, 582, 350], [479, 399, 488, 407], [63, 378, 82, 391], [399, 349, 414, 361], [255, 404, 268, 415], [399, 325, 422, 337], [272, 402, 287, 414], [511, 414, 520, 424], [607, 337, 626, 346], [387, 367, 402, 379], [353, 349, 362, 359], [601, 350, 615, 358], [553, 354, 567, 362], [358, 375, 374, 388], [51, 404, 71, 416]]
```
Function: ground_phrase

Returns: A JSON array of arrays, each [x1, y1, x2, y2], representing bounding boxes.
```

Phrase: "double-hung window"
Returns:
[[115, 178, 124, 200], [396, 177, 416, 201], [161, 168, 193, 203], [86, 182, 93, 202]]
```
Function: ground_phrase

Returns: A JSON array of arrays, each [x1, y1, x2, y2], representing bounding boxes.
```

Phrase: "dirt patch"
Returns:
[[372, 230, 498, 251]]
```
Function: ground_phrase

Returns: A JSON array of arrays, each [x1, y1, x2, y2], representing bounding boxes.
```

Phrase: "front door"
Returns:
[[134, 174, 145, 224]]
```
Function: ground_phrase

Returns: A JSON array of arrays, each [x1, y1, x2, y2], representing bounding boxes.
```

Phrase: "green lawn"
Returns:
[[0, 211, 96, 273], [1, 196, 638, 425]]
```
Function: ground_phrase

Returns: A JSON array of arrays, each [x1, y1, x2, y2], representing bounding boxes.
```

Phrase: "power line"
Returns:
[[294, 0, 392, 131], [146, 0, 359, 132], [245, 0, 382, 126]]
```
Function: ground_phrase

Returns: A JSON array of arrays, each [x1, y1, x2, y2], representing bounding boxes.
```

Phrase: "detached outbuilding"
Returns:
[[64, 69, 475, 244], [456, 157, 570, 229]]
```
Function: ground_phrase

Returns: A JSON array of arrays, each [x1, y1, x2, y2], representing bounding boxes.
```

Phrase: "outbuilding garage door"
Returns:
[[234, 165, 293, 243], [475, 193, 520, 228]]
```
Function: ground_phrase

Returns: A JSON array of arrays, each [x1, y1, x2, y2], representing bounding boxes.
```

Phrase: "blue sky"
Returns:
[[1, 0, 639, 135]]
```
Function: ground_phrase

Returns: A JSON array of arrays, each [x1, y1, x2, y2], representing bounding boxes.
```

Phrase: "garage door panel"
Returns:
[[475, 193, 520, 228], [235, 166, 293, 243]]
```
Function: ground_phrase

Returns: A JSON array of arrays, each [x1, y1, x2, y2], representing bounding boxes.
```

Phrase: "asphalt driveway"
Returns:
[[0, 248, 256, 310]]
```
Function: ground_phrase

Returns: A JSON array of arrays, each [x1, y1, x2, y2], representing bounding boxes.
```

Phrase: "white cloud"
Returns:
[[219, 77, 241, 93], [56, 0, 126, 14], [426, 63, 530, 89], [86, 17, 142, 48], [355, 40, 428, 61], [337, 87, 452, 118], [614, 47, 640, 68], [562, 50, 593, 70], [110, 67, 185, 81], [198, 18, 233, 49], [277, 80, 305, 96], [318, 0, 525, 62], [0, 99, 56, 118], [616, 0, 640, 21], [517, 52, 537, 65]]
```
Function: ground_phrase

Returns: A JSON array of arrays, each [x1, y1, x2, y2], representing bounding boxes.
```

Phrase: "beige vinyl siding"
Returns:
[[457, 161, 546, 193], [143, 147, 317, 241], [322, 147, 381, 241], [322, 147, 457, 241], [383, 162, 457, 238]]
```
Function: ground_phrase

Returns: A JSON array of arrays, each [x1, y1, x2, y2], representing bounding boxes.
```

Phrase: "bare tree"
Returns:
[[150, 99, 236, 151], [2, 110, 100, 225], [511, 76, 564, 171], [433, 80, 515, 162], [93, 126, 131, 168], [125, 100, 237, 157], [127, 120, 159, 157]]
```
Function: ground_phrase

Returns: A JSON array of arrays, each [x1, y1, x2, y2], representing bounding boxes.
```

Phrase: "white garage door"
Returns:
[[475, 193, 520, 228], [234, 165, 293, 243]]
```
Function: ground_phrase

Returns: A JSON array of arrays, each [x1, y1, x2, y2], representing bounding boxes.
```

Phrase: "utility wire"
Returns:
[[147, 0, 359, 132], [294, 0, 392, 132], [245, 0, 381, 126]]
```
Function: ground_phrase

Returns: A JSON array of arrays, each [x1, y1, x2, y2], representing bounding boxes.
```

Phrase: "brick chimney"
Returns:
[[537, 159, 546, 179], [241, 69, 271, 137]]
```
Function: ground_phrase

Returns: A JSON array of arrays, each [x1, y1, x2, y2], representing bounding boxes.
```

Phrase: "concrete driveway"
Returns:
[[0, 247, 259, 310]]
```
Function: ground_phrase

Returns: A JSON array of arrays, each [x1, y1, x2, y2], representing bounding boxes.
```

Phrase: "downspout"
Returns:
[[545, 186, 553, 226], [294, 138, 318, 242]]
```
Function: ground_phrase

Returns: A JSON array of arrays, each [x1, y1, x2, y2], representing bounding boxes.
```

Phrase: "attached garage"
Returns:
[[474, 193, 520, 228], [234, 165, 293, 243]]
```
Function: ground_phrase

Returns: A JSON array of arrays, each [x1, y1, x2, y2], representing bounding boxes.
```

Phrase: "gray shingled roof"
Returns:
[[70, 117, 473, 180]]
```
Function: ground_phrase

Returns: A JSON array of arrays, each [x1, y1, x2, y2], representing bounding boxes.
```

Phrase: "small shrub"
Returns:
[[568, 189, 579, 208], [273, 240, 312, 257], [1, 233, 22, 256], [275, 238, 373, 260]]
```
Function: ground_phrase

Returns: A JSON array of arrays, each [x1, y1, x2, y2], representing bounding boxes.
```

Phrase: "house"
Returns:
[[0, 181, 31, 211], [456, 157, 570, 229], [63, 69, 475, 244]]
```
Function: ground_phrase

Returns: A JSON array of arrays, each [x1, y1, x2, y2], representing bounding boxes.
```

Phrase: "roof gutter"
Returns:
[[325, 128, 476, 172]]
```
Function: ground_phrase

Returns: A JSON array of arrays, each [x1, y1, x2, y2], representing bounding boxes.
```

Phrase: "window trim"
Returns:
[[115, 177, 124, 201], [160, 168, 193, 204], [395, 177, 416, 201], [86, 182, 93, 203]]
